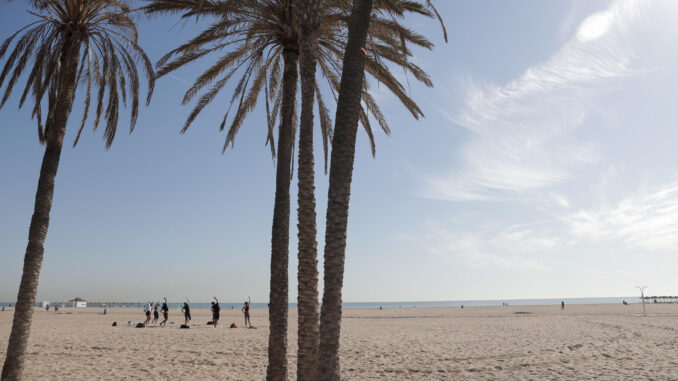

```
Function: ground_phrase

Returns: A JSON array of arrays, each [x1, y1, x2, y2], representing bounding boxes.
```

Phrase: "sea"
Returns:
[[0, 297, 641, 309]]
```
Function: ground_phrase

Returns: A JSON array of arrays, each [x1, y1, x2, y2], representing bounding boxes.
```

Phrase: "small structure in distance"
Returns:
[[66, 297, 87, 308]]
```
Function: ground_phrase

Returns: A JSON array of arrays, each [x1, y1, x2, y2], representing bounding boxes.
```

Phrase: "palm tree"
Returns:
[[317, 0, 446, 379], [143, 2, 301, 378], [143, 1, 441, 379], [318, 1, 375, 379], [295, 1, 322, 379], [0, 0, 154, 379], [296, 2, 445, 378]]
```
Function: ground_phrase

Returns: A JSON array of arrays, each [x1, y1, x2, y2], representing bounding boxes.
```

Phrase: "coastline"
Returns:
[[0, 296, 644, 310]]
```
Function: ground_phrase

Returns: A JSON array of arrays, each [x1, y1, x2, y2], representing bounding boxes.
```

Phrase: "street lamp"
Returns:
[[636, 286, 647, 316]]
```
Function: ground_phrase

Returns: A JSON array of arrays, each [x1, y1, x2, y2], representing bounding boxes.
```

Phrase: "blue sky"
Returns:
[[2, 0, 677, 303]]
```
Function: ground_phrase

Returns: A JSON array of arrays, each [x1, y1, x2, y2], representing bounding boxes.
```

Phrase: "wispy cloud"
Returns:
[[424, 179, 678, 271], [566, 181, 678, 250], [426, 223, 559, 271], [169, 74, 192, 85], [422, 0, 646, 202]]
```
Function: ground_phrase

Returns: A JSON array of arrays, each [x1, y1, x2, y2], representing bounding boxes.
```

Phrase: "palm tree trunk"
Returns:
[[266, 47, 299, 381], [1, 39, 80, 381], [318, 0, 374, 380], [295, 1, 321, 379]]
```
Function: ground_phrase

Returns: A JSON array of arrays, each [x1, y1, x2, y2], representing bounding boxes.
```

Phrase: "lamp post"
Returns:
[[636, 286, 647, 316]]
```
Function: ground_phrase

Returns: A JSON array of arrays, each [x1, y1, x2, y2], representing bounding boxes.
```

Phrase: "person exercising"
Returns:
[[160, 298, 169, 327], [144, 302, 152, 325], [211, 297, 220, 327], [242, 297, 252, 328], [182, 299, 191, 325], [152, 302, 160, 324]]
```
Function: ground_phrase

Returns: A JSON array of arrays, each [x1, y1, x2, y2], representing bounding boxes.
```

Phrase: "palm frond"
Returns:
[[0, 0, 155, 148]]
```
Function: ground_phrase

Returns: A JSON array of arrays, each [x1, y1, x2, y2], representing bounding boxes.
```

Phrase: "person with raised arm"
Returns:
[[152, 302, 160, 324], [242, 297, 252, 328], [211, 297, 220, 327], [160, 298, 169, 327]]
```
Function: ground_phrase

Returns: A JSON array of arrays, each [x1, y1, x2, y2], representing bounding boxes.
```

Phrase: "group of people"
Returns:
[[144, 297, 252, 328], [144, 298, 170, 326]]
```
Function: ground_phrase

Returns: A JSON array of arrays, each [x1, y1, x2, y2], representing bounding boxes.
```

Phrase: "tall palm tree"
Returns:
[[143, 2, 301, 378], [143, 1, 441, 379], [318, 1, 375, 379], [295, 1, 322, 379], [317, 0, 446, 379], [0, 0, 154, 379], [296, 2, 445, 378]]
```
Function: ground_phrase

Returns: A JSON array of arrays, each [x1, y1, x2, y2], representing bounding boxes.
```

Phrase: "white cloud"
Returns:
[[426, 223, 560, 271], [566, 181, 678, 250], [423, 0, 645, 202], [424, 180, 678, 272], [426, 230, 556, 271], [413, 0, 678, 275]]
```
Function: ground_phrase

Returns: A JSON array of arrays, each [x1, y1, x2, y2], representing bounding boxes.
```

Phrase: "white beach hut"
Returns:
[[66, 297, 87, 308]]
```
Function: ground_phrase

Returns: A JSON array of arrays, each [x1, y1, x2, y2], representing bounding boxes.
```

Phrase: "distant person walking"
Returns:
[[144, 302, 152, 325], [561, 301, 565, 310], [160, 298, 169, 326], [152, 302, 160, 324], [182, 300, 191, 325], [242, 297, 251, 328]]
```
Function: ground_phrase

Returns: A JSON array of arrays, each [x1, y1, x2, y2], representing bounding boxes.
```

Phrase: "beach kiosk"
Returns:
[[66, 298, 87, 308]]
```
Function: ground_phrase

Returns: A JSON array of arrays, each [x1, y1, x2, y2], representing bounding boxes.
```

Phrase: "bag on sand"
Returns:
[[230, 322, 238, 328], [112, 322, 117, 327], [136, 323, 145, 328], [180, 324, 190, 329], [207, 321, 214, 325]]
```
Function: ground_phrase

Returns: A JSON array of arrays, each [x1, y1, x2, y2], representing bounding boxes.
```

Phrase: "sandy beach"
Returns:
[[1, 303, 677, 380]]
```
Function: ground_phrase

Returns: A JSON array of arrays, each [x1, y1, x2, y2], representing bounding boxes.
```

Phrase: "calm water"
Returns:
[[1, 297, 641, 309]]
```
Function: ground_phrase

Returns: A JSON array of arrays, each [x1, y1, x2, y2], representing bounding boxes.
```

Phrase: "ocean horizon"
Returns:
[[1, 296, 647, 309]]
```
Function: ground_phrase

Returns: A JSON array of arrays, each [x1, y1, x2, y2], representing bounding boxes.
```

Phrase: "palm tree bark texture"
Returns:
[[295, 0, 322, 380], [318, 0, 374, 380], [266, 47, 299, 381], [1, 38, 81, 381]]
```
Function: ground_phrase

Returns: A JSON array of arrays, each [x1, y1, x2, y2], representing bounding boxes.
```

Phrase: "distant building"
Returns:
[[66, 297, 87, 308]]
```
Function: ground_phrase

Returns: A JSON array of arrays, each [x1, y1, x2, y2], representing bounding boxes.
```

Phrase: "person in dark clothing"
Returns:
[[211, 297, 220, 327], [160, 298, 169, 327], [182, 300, 191, 325], [242, 297, 252, 328], [152, 302, 160, 324], [561, 301, 565, 310]]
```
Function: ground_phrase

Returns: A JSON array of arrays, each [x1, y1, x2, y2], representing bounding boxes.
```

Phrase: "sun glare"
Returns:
[[577, 11, 613, 42]]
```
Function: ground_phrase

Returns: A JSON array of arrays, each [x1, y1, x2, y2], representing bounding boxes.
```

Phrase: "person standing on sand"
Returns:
[[144, 302, 152, 325], [152, 302, 160, 324], [160, 298, 169, 326], [211, 297, 220, 327], [242, 297, 252, 328], [561, 301, 565, 310], [182, 300, 191, 325]]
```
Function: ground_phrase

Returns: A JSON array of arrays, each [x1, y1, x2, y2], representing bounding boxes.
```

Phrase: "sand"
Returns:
[[1, 303, 677, 380]]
